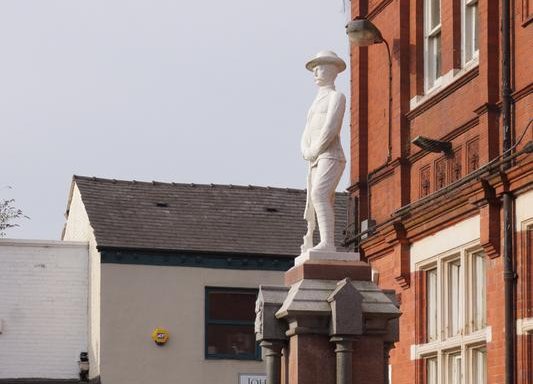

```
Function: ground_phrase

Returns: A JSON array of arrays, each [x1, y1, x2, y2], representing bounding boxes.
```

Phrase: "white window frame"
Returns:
[[462, 0, 479, 66], [415, 241, 489, 383], [445, 350, 462, 384], [424, 0, 442, 91], [426, 355, 438, 384], [444, 257, 463, 338], [468, 345, 487, 384], [426, 266, 439, 341], [516, 213, 533, 335], [468, 251, 486, 332]]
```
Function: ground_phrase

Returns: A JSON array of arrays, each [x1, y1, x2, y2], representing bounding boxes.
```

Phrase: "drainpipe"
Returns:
[[501, 0, 514, 381]]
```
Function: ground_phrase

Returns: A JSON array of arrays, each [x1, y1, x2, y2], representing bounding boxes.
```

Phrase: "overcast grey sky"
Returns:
[[1, 0, 351, 240]]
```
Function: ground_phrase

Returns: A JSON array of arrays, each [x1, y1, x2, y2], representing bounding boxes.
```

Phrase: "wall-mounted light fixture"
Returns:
[[346, 17, 392, 162], [411, 136, 453, 155], [346, 17, 384, 46], [79, 352, 89, 382]]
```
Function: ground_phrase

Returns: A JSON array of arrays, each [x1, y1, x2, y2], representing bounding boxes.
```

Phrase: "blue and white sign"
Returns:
[[239, 373, 267, 384]]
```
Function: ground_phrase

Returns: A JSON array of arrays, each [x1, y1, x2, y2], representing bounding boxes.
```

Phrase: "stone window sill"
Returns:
[[517, 317, 533, 335], [410, 59, 480, 111], [410, 327, 491, 360]]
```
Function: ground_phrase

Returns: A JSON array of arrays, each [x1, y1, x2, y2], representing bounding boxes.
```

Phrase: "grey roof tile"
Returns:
[[71, 175, 349, 257]]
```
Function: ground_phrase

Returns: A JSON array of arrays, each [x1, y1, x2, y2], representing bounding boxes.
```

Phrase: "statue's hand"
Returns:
[[302, 147, 316, 161], [302, 148, 310, 160], [303, 146, 319, 161]]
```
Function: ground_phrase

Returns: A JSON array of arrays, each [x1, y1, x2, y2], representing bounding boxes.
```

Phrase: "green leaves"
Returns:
[[0, 188, 29, 237]]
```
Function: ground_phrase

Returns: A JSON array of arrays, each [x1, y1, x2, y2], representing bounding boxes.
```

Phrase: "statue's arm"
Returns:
[[301, 113, 313, 160], [309, 92, 346, 158]]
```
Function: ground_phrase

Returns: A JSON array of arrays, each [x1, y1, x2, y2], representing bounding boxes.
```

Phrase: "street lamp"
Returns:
[[411, 136, 453, 155], [346, 17, 384, 46], [346, 17, 392, 162]]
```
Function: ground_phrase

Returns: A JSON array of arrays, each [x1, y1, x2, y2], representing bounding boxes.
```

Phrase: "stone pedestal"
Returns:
[[255, 256, 400, 384], [294, 250, 360, 266]]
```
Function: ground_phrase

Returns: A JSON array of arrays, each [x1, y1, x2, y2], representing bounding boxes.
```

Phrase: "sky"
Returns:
[[1, 0, 352, 240]]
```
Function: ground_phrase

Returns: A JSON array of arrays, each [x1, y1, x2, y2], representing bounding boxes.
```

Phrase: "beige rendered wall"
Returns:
[[100, 263, 284, 384], [63, 183, 101, 380]]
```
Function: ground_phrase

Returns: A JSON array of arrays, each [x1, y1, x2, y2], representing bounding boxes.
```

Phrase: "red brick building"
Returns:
[[346, 0, 532, 383]]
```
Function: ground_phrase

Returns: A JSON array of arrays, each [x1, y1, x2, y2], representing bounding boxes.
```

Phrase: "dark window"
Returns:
[[205, 287, 260, 360]]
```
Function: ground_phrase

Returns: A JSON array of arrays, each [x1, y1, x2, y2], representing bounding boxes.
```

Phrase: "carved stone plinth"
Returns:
[[285, 259, 370, 286], [255, 260, 401, 384], [294, 250, 360, 266]]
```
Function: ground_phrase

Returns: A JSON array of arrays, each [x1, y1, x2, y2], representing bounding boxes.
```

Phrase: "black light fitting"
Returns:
[[412, 136, 452, 155]]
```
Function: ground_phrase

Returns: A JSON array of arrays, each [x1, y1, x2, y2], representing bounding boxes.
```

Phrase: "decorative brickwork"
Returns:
[[434, 158, 447, 190], [467, 138, 480, 174], [449, 148, 462, 183], [420, 166, 431, 198]]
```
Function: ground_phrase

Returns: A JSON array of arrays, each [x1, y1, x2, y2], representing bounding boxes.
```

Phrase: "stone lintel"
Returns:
[[285, 260, 372, 286]]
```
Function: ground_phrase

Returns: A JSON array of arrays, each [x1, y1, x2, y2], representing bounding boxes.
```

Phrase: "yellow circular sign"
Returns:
[[151, 328, 170, 345]]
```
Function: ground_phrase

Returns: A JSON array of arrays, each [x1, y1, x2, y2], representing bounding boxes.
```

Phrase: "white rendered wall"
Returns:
[[63, 183, 101, 379], [0, 239, 88, 379]]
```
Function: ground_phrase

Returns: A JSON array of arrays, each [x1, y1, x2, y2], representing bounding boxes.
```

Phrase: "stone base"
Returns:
[[285, 259, 371, 286], [294, 249, 360, 266], [257, 259, 400, 384]]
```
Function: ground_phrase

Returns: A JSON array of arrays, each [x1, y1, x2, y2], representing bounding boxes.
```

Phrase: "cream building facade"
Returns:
[[62, 175, 348, 384]]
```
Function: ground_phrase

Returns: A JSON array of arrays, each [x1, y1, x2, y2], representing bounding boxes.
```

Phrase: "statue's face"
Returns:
[[313, 64, 338, 86]]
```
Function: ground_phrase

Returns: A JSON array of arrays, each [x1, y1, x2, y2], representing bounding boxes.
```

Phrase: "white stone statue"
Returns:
[[300, 51, 346, 253]]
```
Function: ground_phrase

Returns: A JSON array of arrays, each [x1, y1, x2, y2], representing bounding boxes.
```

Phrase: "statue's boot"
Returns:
[[311, 202, 336, 252], [300, 215, 316, 253], [300, 232, 314, 253]]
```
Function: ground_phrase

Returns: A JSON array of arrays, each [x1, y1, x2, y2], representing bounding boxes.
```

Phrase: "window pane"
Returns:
[[426, 357, 438, 384], [465, 5, 473, 62], [206, 324, 256, 357], [427, 268, 438, 341], [472, 2, 479, 53], [472, 347, 487, 384], [427, 33, 441, 88], [448, 259, 462, 336], [435, 33, 441, 79], [425, 0, 441, 89], [431, 0, 441, 29], [208, 290, 257, 322], [472, 252, 486, 330], [464, 0, 479, 63], [448, 352, 462, 384]]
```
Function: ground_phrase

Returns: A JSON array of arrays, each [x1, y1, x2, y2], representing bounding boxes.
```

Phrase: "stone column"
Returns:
[[383, 342, 393, 384], [260, 340, 284, 384], [331, 337, 355, 384]]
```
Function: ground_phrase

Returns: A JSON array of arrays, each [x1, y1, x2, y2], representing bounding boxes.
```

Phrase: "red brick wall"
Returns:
[[349, 0, 532, 382]]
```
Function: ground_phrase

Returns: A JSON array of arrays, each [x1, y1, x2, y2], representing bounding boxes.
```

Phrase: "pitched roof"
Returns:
[[69, 175, 349, 257]]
